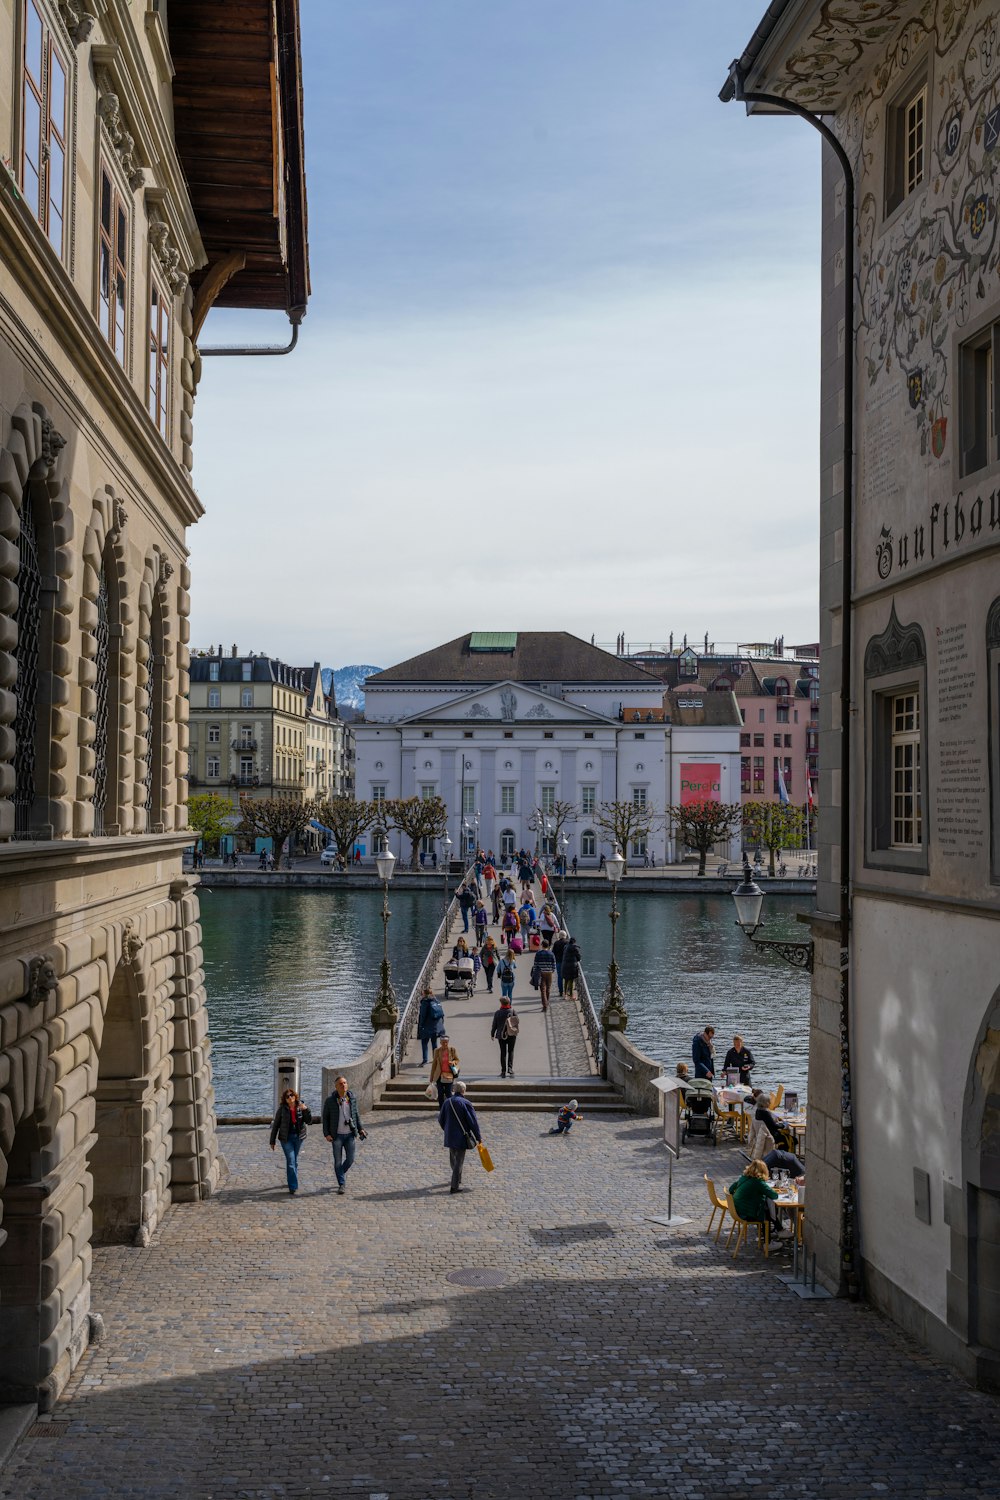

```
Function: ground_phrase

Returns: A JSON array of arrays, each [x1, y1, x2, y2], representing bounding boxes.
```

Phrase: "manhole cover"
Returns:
[[446, 1267, 511, 1287]]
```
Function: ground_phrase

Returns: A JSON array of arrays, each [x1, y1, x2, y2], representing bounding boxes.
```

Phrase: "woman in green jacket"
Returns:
[[729, 1158, 779, 1225]]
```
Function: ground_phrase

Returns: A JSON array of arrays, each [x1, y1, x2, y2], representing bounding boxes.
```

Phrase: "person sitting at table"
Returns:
[[754, 1098, 796, 1154], [722, 1034, 755, 1085], [729, 1159, 780, 1231], [764, 1147, 805, 1178]]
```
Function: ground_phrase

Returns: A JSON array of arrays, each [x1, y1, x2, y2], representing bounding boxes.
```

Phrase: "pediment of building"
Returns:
[[402, 682, 615, 726]]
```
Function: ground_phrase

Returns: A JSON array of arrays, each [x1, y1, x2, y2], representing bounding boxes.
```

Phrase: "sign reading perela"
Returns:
[[680, 764, 721, 804]]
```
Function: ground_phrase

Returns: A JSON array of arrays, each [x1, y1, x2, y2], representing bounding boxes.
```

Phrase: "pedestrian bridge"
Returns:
[[375, 873, 628, 1115]]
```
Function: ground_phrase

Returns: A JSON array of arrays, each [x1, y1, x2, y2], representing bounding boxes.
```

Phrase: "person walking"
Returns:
[[497, 948, 516, 1000], [561, 935, 581, 999], [269, 1087, 313, 1195], [491, 997, 519, 1078], [481, 935, 499, 993], [473, 899, 489, 947], [491, 881, 502, 925], [483, 859, 496, 901], [439, 1080, 481, 1193], [430, 1034, 460, 1105], [531, 943, 557, 1011], [458, 883, 475, 933], [416, 984, 445, 1064], [321, 1075, 367, 1194], [552, 929, 568, 996]]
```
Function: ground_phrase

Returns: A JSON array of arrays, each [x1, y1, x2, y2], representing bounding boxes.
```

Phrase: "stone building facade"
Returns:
[[725, 0, 1000, 1388], [0, 1, 308, 1408]]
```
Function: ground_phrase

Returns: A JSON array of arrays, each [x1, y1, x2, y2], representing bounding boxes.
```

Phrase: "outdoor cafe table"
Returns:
[[776, 1188, 805, 1244], [774, 1110, 808, 1149]]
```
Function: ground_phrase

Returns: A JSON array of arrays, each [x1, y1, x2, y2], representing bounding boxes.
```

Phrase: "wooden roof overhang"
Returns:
[[169, 0, 310, 329]]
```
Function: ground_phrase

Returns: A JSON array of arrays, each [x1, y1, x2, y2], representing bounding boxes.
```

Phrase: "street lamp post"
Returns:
[[600, 845, 629, 1056], [370, 838, 399, 1030], [731, 855, 814, 971], [559, 831, 569, 925], [441, 830, 452, 918]]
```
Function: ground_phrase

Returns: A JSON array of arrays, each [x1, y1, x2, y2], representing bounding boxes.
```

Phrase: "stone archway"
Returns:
[[955, 984, 1000, 1389]]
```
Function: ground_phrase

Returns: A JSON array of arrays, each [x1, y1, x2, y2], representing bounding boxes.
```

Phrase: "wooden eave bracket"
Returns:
[[192, 251, 249, 339]]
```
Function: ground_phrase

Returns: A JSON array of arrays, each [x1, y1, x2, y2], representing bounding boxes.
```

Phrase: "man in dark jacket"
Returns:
[[531, 944, 557, 1009], [322, 1076, 367, 1195], [458, 884, 475, 932], [692, 1026, 716, 1079], [722, 1034, 755, 1085], [439, 1080, 481, 1193]]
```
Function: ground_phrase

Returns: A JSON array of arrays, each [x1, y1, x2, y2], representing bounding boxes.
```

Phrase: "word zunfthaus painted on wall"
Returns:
[[875, 489, 1000, 581]]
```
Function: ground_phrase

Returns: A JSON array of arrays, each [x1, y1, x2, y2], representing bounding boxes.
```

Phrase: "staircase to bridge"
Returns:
[[375, 873, 627, 1116]]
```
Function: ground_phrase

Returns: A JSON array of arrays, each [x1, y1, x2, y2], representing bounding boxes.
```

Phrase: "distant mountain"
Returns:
[[323, 664, 382, 711]]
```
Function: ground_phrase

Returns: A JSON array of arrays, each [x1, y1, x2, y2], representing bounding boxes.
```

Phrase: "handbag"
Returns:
[[477, 1141, 494, 1172]]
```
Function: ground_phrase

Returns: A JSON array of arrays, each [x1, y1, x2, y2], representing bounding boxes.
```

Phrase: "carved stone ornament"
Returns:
[[524, 702, 554, 720], [39, 416, 66, 474], [57, 0, 97, 44], [464, 703, 493, 719], [158, 555, 174, 588], [148, 213, 190, 296], [863, 603, 927, 677], [113, 498, 128, 535], [96, 68, 145, 191], [121, 918, 144, 964], [28, 954, 59, 1004]]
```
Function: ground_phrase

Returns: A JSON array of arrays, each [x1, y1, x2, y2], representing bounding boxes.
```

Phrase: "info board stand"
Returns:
[[645, 1077, 690, 1229]]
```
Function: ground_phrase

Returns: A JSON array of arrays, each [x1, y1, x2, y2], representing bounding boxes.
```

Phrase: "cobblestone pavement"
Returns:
[[3, 1116, 996, 1500]]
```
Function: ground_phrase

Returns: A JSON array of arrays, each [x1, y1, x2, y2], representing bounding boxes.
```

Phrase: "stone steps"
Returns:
[[374, 1076, 629, 1114]]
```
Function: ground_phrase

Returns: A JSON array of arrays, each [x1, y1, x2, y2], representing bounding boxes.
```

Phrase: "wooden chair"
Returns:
[[703, 1175, 730, 1243], [713, 1096, 742, 1140], [770, 1084, 785, 1109], [725, 1190, 771, 1258]]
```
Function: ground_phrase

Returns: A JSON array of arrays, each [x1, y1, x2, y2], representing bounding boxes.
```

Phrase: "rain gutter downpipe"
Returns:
[[722, 61, 859, 1298], [200, 305, 306, 358]]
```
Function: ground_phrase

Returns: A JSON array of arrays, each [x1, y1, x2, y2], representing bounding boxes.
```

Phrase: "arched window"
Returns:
[[774, 677, 790, 695], [91, 559, 111, 834], [500, 828, 515, 860], [581, 829, 596, 858], [13, 485, 41, 838]]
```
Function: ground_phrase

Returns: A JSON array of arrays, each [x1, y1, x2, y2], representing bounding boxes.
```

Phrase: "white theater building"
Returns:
[[356, 633, 742, 865]]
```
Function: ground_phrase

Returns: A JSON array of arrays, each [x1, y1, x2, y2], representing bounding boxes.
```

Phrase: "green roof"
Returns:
[[469, 632, 517, 652]]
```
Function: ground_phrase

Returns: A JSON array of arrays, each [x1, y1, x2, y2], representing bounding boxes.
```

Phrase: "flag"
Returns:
[[777, 763, 790, 806], [806, 768, 814, 810]]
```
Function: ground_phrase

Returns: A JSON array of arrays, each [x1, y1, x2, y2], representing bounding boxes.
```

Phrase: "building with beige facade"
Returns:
[[724, 0, 1000, 1390], [0, 0, 308, 1408]]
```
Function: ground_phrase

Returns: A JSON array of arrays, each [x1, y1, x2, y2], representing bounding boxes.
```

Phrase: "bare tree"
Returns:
[[593, 800, 658, 871], [313, 796, 380, 863], [384, 795, 449, 870], [742, 801, 806, 876], [238, 796, 316, 867], [667, 801, 742, 876]]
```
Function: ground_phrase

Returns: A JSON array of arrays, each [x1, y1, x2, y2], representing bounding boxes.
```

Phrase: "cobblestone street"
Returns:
[[3, 1113, 996, 1500]]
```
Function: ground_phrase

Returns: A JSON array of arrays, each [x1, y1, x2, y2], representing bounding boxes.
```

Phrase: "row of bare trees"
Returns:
[[186, 790, 809, 876]]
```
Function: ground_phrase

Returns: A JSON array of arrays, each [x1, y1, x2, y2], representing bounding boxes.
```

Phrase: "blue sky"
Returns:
[[190, 1, 822, 668]]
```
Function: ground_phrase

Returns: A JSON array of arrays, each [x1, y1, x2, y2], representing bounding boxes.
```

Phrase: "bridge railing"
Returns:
[[392, 865, 475, 1072], [547, 878, 603, 1073]]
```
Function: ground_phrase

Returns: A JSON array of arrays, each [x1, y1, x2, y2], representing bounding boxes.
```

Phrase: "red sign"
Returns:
[[680, 763, 721, 804]]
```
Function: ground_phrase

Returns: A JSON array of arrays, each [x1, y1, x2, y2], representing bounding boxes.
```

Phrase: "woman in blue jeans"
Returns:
[[269, 1087, 313, 1194], [498, 949, 516, 1000]]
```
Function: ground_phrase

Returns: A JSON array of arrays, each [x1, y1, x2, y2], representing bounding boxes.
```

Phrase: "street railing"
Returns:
[[392, 864, 474, 1071], [576, 966, 603, 1072]]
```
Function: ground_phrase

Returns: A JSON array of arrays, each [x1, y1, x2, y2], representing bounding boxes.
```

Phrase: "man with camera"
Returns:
[[322, 1075, 368, 1195]]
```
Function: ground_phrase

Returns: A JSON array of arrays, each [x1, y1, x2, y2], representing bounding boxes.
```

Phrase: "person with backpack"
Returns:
[[481, 935, 499, 994], [416, 984, 445, 1065], [501, 905, 519, 947], [490, 996, 520, 1078], [498, 948, 516, 1000], [530, 943, 557, 1010]]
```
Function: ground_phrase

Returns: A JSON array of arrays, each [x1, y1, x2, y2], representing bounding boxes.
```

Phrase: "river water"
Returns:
[[199, 886, 813, 1115]]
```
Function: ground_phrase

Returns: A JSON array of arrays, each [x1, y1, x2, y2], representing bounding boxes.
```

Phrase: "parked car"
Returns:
[[320, 845, 339, 866]]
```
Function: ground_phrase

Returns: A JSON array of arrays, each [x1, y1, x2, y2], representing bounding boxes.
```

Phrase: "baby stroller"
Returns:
[[681, 1079, 717, 1145], [443, 955, 475, 999]]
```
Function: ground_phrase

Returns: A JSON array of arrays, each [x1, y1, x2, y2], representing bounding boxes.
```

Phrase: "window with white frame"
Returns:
[[239, 755, 254, 783], [500, 784, 516, 814], [242, 661, 253, 681], [890, 692, 922, 847], [208, 688, 220, 709], [20, 0, 68, 256], [207, 755, 220, 778], [241, 687, 253, 707], [580, 785, 596, 815], [208, 724, 220, 743], [631, 835, 647, 858], [500, 828, 515, 860], [885, 69, 927, 216], [209, 661, 219, 681], [98, 161, 129, 363], [148, 276, 170, 438], [632, 787, 647, 809], [372, 784, 386, 804], [420, 783, 436, 800], [462, 784, 476, 816], [540, 785, 555, 813], [581, 829, 596, 857]]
